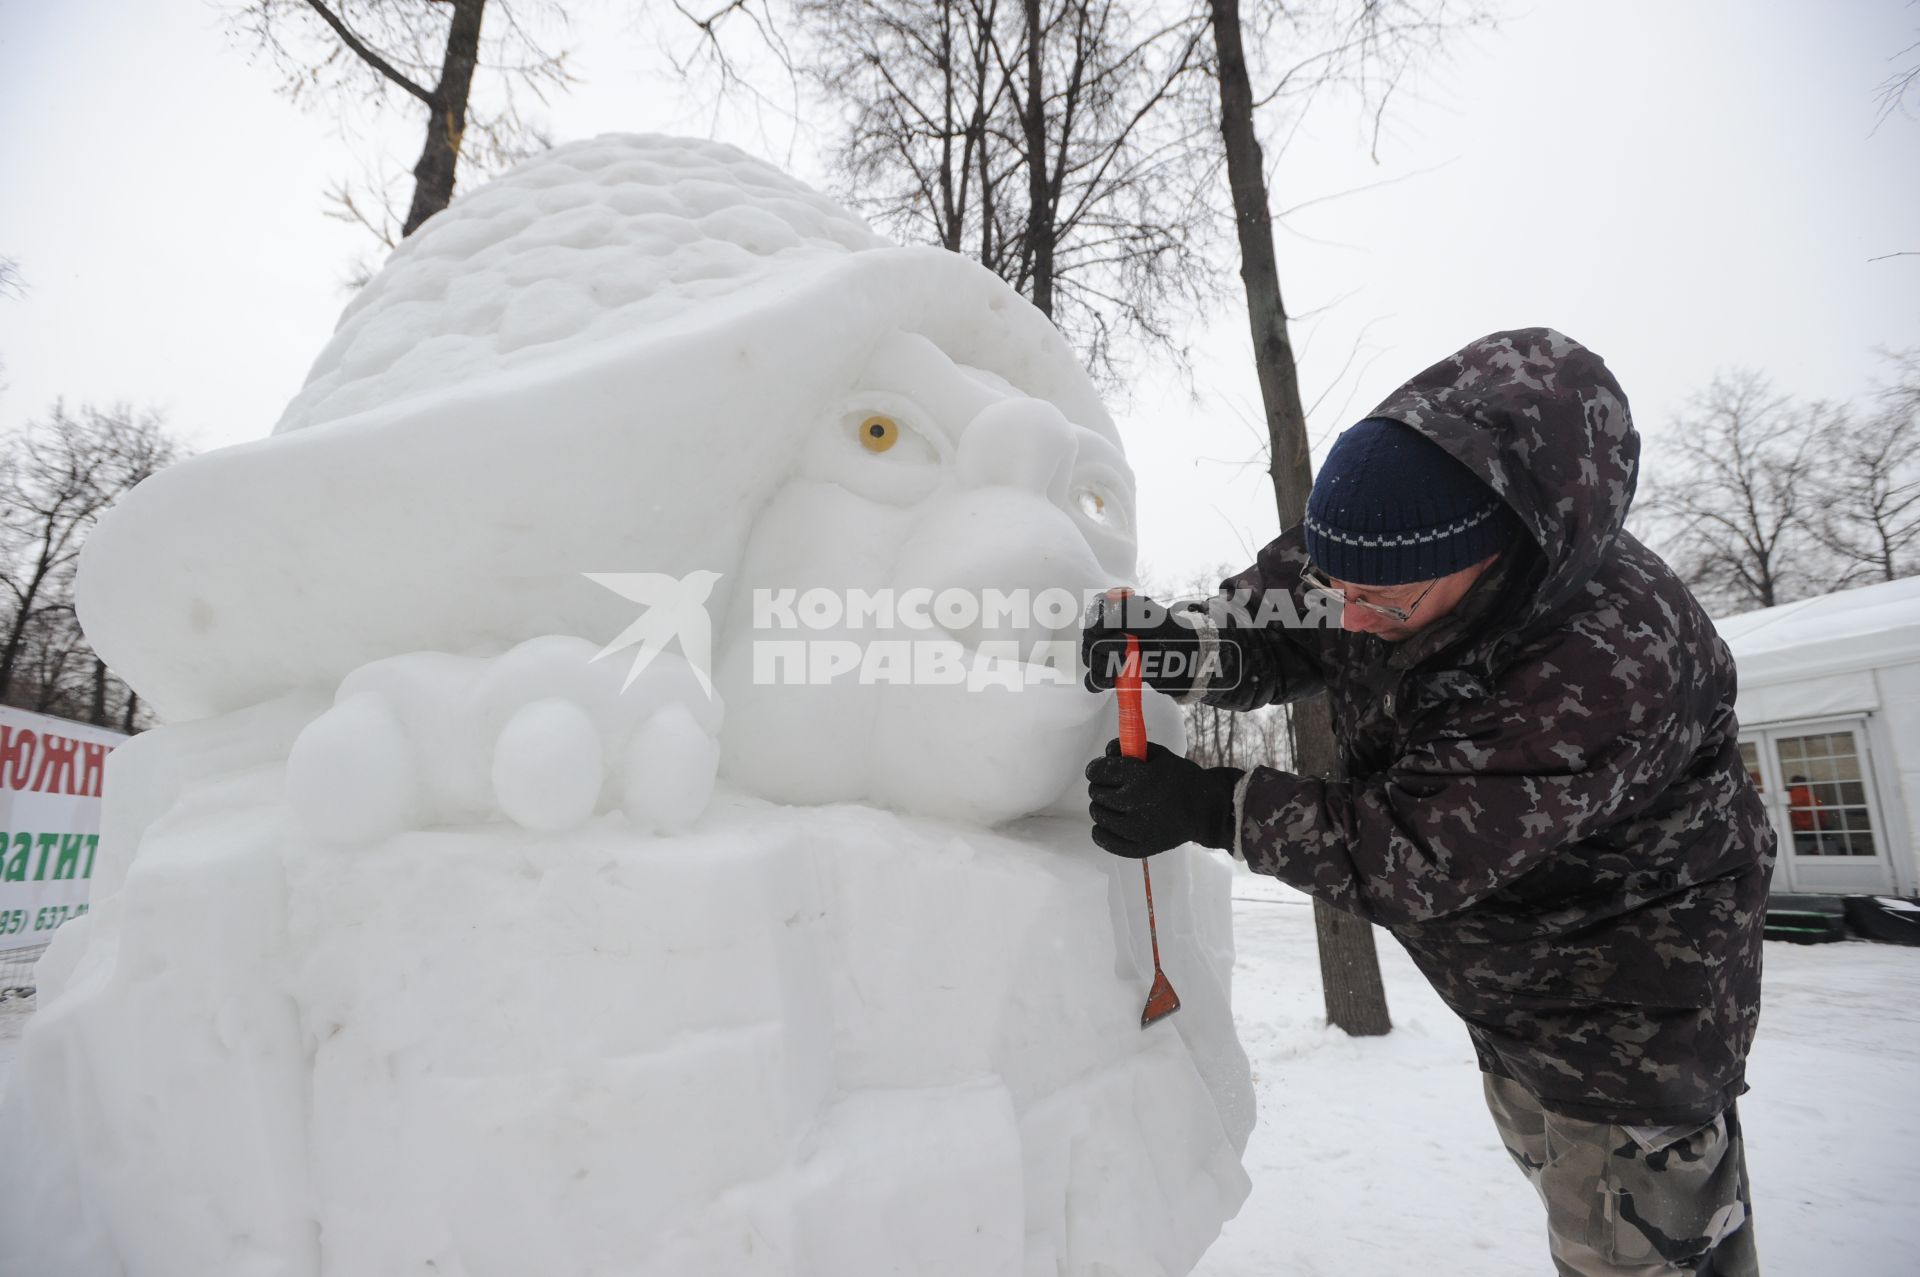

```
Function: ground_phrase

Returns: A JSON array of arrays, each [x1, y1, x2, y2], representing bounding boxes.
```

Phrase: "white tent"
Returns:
[[1716, 577, 1920, 896]]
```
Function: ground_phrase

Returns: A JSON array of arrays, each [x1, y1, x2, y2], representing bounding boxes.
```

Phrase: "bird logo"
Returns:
[[583, 570, 723, 697]]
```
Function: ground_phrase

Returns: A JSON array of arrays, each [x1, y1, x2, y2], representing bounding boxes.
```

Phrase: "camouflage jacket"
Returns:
[[1190, 328, 1775, 1126]]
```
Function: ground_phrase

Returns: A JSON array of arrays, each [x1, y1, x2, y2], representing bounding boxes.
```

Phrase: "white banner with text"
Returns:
[[1, 706, 125, 953]]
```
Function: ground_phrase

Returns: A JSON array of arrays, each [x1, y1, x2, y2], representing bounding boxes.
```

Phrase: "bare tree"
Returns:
[[1641, 371, 1829, 614], [793, 0, 1012, 257], [1807, 350, 1920, 585], [230, 1, 572, 245], [689, 0, 1220, 377], [3, 596, 147, 730], [1018, 0, 1219, 371], [1183, 687, 1292, 770], [0, 404, 183, 724], [1202, 0, 1486, 1036], [13, 601, 85, 713], [1210, 0, 1359, 1036]]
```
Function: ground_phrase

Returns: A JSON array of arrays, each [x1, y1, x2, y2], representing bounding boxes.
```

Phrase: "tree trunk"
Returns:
[[402, 0, 487, 237], [1208, 0, 1389, 1036], [978, 114, 996, 267], [1021, 0, 1054, 315], [1313, 896, 1393, 1033], [1294, 696, 1392, 1035], [937, 2, 962, 252], [91, 658, 108, 726], [122, 690, 139, 734], [0, 610, 26, 703]]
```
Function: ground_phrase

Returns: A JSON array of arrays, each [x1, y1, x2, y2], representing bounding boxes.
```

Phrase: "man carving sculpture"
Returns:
[[1084, 328, 1772, 1275]]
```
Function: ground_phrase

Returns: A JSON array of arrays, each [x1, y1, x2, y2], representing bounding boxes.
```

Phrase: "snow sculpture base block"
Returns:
[[4, 727, 1249, 1277]]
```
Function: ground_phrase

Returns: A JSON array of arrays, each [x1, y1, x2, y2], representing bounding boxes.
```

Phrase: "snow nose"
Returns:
[[954, 399, 1077, 505]]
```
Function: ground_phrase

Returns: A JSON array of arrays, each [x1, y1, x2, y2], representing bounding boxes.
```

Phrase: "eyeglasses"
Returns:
[[1301, 563, 1439, 624]]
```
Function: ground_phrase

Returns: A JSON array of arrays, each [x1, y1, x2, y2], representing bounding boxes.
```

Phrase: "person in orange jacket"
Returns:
[[1787, 774, 1831, 854]]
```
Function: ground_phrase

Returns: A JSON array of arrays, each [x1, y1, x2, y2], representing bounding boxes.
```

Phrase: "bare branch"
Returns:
[[1639, 370, 1831, 612], [229, 1, 576, 249], [300, 0, 437, 103], [1, 404, 187, 717], [1873, 31, 1920, 130]]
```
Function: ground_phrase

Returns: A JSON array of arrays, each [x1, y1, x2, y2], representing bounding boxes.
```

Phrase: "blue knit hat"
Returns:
[[1305, 418, 1516, 586]]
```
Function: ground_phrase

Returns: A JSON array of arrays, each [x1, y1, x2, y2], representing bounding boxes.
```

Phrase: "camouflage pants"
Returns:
[[1484, 1074, 1758, 1276]]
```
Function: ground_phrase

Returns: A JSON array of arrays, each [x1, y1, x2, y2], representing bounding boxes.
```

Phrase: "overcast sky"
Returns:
[[3, 0, 1916, 590]]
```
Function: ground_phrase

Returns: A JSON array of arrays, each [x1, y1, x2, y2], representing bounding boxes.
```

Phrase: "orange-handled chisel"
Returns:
[[1111, 596, 1181, 1029]]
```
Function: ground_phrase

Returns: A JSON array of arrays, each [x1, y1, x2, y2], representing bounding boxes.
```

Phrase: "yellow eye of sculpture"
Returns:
[[859, 415, 899, 453], [1077, 488, 1106, 519]]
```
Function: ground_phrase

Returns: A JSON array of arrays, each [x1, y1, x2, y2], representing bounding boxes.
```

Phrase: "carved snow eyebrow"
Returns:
[[1071, 434, 1134, 493], [855, 330, 1106, 464], [952, 360, 1023, 401], [852, 335, 981, 450]]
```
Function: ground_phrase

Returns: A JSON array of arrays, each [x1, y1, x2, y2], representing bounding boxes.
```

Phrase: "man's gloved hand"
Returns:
[[1086, 739, 1242, 858], [1080, 592, 1207, 696]]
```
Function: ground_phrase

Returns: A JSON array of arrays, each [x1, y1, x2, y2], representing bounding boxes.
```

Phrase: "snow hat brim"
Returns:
[[77, 137, 1116, 720]]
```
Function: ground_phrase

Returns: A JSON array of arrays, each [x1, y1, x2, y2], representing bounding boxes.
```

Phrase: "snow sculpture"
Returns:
[[0, 135, 1253, 1277]]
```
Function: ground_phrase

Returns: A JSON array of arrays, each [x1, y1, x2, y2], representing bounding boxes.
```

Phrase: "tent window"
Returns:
[[1776, 730, 1878, 857]]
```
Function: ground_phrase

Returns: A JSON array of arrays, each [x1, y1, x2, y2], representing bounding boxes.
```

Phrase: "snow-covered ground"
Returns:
[[1197, 870, 1920, 1276], [4, 873, 1915, 1275]]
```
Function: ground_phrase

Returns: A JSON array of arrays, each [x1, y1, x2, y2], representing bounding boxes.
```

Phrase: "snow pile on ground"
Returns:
[[0, 136, 1251, 1277], [1195, 872, 1920, 1277]]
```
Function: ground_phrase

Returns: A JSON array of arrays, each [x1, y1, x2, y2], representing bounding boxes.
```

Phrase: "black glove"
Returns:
[[1080, 592, 1207, 696], [1086, 739, 1242, 858]]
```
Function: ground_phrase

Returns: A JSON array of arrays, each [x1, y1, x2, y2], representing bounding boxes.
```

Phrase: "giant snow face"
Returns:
[[2, 136, 1252, 1277], [718, 329, 1140, 823]]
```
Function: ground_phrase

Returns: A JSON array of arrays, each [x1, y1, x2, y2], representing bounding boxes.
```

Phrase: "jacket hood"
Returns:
[[1363, 328, 1639, 624]]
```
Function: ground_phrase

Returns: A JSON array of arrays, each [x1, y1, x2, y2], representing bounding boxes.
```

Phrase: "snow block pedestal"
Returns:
[[2, 745, 1250, 1277]]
